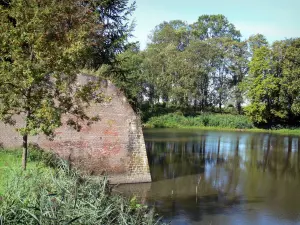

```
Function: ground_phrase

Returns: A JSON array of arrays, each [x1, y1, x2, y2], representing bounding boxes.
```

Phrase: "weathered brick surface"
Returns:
[[0, 75, 151, 184]]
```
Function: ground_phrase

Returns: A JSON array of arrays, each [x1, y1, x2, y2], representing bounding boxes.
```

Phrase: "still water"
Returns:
[[116, 128, 300, 225]]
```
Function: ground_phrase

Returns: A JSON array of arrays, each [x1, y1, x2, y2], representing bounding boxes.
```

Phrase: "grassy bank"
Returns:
[[0, 149, 44, 195], [145, 113, 254, 129], [0, 149, 161, 224], [144, 113, 300, 136]]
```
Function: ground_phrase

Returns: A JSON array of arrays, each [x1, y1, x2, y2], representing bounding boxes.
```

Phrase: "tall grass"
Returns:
[[0, 146, 59, 195], [145, 113, 254, 129], [0, 151, 162, 225]]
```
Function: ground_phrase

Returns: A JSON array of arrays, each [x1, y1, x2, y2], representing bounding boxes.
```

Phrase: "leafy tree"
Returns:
[[227, 40, 250, 114], [283, 39, 300, 115], [248, 34, 268, 56], [0, 0, 126, 169], [191, 14, 241, 41], [108, 14, 300, 126], [98, 43, 145, 111], [141, 44, 168, 106], [143, 15, 244, 113], [149, 20, 190, 48], [183, 40, 215, 111], [278, 38, 300, 123], [164, 44, 194, 108], [244, 46, 283, 125], [206, 38, 233, 112], [244, 38, 300, 126]]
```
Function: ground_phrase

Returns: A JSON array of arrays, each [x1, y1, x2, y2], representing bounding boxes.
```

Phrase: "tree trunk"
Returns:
[[22, 134, 28, 170], [236, 102, 242, 115], [235, 91, 242, 114], [218, 92, 222, 113]]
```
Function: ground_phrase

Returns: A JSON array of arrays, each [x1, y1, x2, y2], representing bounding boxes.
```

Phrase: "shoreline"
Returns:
[[143, 125, 300, 136]]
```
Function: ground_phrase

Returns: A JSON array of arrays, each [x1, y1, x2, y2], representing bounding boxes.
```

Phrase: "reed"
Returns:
[[0, 150, 162, 225]]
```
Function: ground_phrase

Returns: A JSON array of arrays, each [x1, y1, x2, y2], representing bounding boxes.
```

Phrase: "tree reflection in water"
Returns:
[[116, 129, 300, 225]]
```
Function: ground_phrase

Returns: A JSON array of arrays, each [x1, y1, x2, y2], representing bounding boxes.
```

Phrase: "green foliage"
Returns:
[[0, 150, 20, 195], [0, 155, 162, 225], [129, 196, 145, 211], [26, 144, 60, 168], [0, 0, 96, 169], [0, 148, 55, 195], [111, 14, 298, 128], [0, 0, 134, 169], [248, 33, 269, 56], [150, 20, 190, 45], [0, 146, 55, 166], [145, 113, 254, 129], [0, 0, 104, 133], [110, 14, 249, 115], [244, 38, 300, 126], [140, 103, 177, 122], [191, 14, 241, 40], [84, 0, 136, 69], [98, 43, 145, 111], [281, 38, 300, 116]]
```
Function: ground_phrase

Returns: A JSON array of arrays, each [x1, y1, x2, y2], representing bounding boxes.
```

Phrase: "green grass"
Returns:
[[0, 150, 37, 195], [0, 149, 162, 224], [0, 151, 16, 194], [144, 113, 300, 136], [265, 128, 300, 136], [0, 147, 57, 195]]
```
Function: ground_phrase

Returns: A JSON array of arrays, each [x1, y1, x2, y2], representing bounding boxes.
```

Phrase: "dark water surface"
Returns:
[[116, 128, 300, 225]]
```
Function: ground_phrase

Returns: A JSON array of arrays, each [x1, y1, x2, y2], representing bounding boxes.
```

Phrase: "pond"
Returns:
[[116, 128, 300, 225]]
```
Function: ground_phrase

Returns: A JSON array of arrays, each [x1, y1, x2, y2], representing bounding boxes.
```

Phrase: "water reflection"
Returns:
[[115, 129, 300, 225]]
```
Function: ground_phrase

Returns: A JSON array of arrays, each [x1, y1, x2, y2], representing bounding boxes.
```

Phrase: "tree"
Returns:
[[277, 38, 300, 123], [227, 40, 250, 114], [206, 38, 233, 112], [149, 20, 190, 50], [0, 0, 127, 170], [142, 43, 170, 107], [248, 34, 268, 56], [183, 40, 215, 111], [98, 43, 145, 111], [244, 38, 300, 126], [84, 0, 136, 69], [244, 46, 283, 125], [191, 14, 241, 41]]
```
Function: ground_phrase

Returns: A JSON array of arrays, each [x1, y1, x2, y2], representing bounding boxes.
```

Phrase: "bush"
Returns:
[[145, 113, 254, 129]]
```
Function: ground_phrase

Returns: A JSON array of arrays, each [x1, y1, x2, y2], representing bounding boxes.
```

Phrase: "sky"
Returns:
[[128, 0, 300, 49]]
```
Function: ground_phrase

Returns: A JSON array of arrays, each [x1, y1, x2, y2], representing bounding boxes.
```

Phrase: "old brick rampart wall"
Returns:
[[0, 75, 151, 184]]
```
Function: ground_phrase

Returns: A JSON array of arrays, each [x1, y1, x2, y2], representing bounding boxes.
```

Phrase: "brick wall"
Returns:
[[0, 75, 151, 184]]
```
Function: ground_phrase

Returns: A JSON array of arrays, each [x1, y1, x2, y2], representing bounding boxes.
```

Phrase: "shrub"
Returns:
[[145, 113, 254, 129]]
